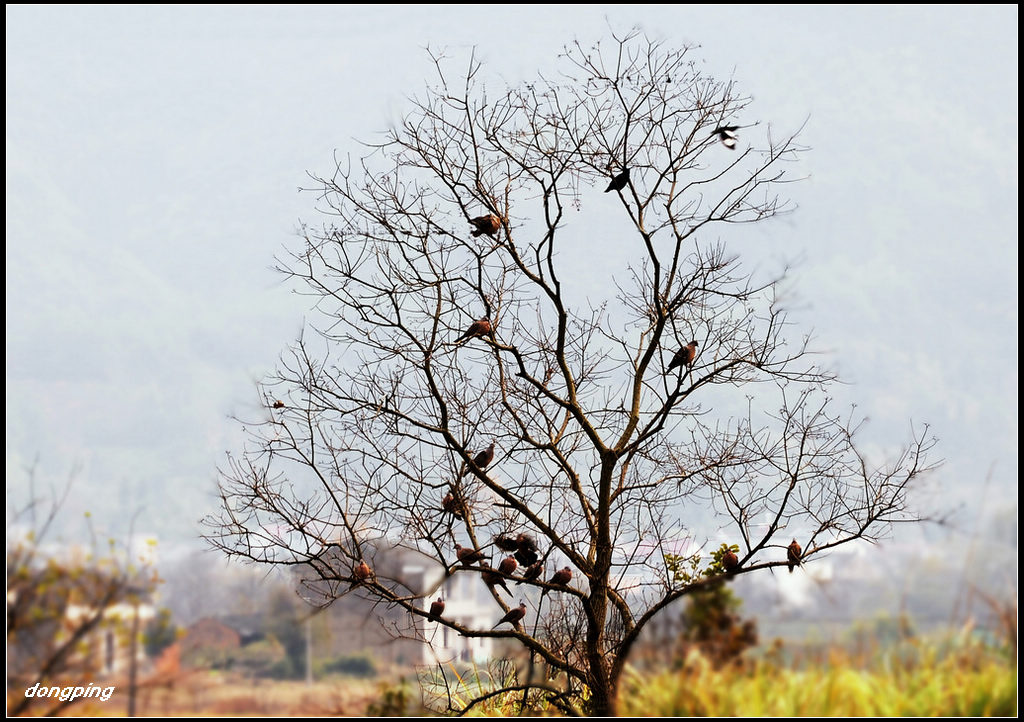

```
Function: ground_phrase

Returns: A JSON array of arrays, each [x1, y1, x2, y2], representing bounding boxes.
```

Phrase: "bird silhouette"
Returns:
[[428, 597, 445, 622], [470, 214, 501, 238], [722, 549, 740, 572], [471, 443, 495, 471], [482, 568, 511, 594], [668, 341, 699, 371], [604, 167, 630, 193], [493, 601, 528, 629], [543, 566, 573, 595], [516, 561, 543, 585], [713, 125, 739, 150], [787, 539, 802, 573], [454, 317, 492, 344], [513, 533, 539, 567], [498, 556, 518, 576], [455, 544, 489, 567], [494, 534, 520, 552]]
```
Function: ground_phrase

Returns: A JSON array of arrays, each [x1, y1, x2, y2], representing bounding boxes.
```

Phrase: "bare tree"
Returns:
[[204, 30, 937, 715]]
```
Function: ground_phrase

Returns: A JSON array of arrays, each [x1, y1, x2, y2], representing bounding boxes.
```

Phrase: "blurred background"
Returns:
[[6, 5, 1016, 716]]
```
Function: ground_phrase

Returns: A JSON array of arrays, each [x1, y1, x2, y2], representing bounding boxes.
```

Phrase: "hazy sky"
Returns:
[[5, 5, 1018, 554]]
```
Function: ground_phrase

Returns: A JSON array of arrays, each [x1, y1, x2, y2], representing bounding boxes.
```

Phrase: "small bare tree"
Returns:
[[205, 30, 937, 715]]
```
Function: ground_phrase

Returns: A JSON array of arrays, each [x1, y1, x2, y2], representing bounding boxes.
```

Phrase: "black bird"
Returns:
[[470, 214, 502, 238], [713, 125, 739, 150], [494, 534, 520, 552], [513, 533, 539, 567], [787, 539, 803, 573], [428, 598, 445, 622], [668, 341, 699, 371], [604, 167, 630, 193], [493, 601, 528, 629]]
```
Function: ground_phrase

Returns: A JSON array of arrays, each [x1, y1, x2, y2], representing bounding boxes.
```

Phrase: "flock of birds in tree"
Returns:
[[340, 120, 805, 631]]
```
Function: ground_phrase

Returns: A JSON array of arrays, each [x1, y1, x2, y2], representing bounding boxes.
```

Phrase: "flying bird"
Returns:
[[498, 556, 518, 576], [455, 544, 489, 567], [428, 598, 445, 622], [470, 214, 501, 238], [668, 341, 699, 371], [493, 601, 528, 629], [455, 317, 492, 344], [604, 167, 630, 193], [517, 561, 543, 585], [494, 534, 520, 552], [722, 549, 740, 572], [543, 566, 573, 595], [513, 533, 539, 567], [482, 568, 511, 594], [787, 539, 803, 573], [713, 125, 739, 149]]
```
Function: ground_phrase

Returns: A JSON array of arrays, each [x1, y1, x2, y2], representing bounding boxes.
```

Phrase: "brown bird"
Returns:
[[350, 560, 373, 588], [428, 597, 445, 622], [722, 549, 740, 572], [442, 491, 465, 519], [272, 400, 285, 409], [455, 544, 488, 567], [713, 125, 739, 150], [543, 566, 573, 595], [494, 533, 520, 552], [455, 317, 492, 344], [516, 561, 543, 585], [471, 443, 495, 471], [470, 214, 501, 238], [787, 539, 802, 573], [498, 556, 518, 576], [493, 601, 527, 629], [482, 568, 511, 594], [668, 341, 699, 371], [604, 167, 630, 193]]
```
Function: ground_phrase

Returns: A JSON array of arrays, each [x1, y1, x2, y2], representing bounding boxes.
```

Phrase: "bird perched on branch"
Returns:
[[469, 443, 495, 473], [470, 214, 501, 238], [722, 549, 740, 572], [517, 561, 543, 585], [350, 560, 373, 588], [543, 567, 573, 595], [442, 491, 465, 519], [482, 568, 511, 594], [454, 317, 492, 344], [787, 539, 802, 573], [604, 167, 630, 193], [713, 125, 739, 149], [668, 341, 699, 371], [455, 544, 488, 567], [498, 556, 518, 576], [272, 400, 285, 409], [493, 601, 527, 629], [428, 598, 445, 622]]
